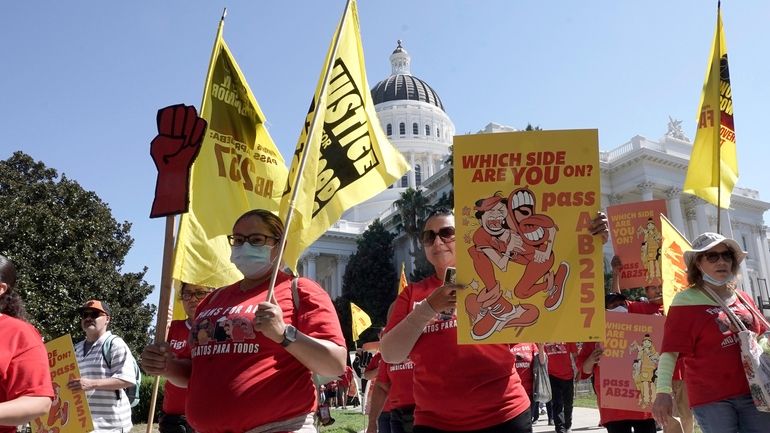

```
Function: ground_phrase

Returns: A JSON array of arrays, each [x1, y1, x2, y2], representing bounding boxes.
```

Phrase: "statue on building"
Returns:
[[665, 116, 690, 142]]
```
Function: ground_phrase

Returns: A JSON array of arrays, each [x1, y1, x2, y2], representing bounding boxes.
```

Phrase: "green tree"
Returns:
[[393, 188, 434, 281], [0, 151, 155, 355], [341, 220, 397, 324]]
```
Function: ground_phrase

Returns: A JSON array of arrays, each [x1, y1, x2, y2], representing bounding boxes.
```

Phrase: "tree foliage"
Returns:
[[338, 219, 397, 347], [393, 188, 435, 281], [0, 152, 155, 355]]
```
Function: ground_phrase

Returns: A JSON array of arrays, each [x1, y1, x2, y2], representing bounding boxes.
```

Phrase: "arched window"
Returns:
[[399, 122, 405, 135], [437, 127, 440, 137], [425, 125, 431, 136], [415, 164, 422, 186], [413, 123, 419, 135], [386, 123, 392, 136], [400, 174, 408, 187]]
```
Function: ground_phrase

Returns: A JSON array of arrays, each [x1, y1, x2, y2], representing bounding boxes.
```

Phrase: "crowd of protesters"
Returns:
[[6, 203, 770, 433]]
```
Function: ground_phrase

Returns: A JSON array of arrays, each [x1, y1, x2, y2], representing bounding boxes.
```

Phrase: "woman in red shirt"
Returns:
[[380, 209, 609, 433], [652, 232, 770, 433], [0, 254, 54, 433], [142, 210, 346, 433]]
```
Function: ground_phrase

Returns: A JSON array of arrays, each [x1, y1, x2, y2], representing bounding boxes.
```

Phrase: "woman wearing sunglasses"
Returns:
[[142, 209, 346, 433], [380, 209, 609, 433], [0, 254, 53, 432], [653, 232, 770, 433], [158, 282, 212, 433]]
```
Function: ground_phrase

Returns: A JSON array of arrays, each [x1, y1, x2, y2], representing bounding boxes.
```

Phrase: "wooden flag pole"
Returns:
[[266, 0, 353, 303]]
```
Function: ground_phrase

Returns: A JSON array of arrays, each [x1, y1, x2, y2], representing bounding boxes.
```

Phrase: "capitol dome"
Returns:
[[370, 41, 445, 111]]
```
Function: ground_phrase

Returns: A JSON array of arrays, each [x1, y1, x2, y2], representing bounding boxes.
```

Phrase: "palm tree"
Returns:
[[394, 188, 436, 280]]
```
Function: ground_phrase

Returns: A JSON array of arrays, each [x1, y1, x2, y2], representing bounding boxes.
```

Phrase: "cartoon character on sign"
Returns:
[[629, 334, 659, 407], [464, 187, 569, 340], [637, 218, 662, 283]]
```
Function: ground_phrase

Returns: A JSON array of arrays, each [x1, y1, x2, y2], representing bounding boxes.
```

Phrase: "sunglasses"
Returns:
[[80, 311, 105, 320], [182, 291, 211, 301], [702, 251, 734, 263], [421, 227, 456, 245]]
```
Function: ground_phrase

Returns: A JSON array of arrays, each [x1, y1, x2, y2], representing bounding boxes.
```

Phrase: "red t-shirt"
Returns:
[[339, 365, 353, 387], [376, 353, 415, 411], [510, 343, 538, 396], [0, 315, 54, 433], [384, 275, 529, 430], [627, 301, 663, 315], [162, 319, 191, 415], [184, 273, 345, 432], [544, 343, 578, 380], [577, 342, 654, 425], [662, 290, 768, 407]]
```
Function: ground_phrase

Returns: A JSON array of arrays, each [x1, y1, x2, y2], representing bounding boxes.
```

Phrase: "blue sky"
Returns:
[[1, 1, 768, 308]]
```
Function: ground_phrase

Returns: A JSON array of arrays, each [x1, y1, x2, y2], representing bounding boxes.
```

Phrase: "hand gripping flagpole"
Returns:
[[266, 0, 353, 303], [144, 9, 227, 432]]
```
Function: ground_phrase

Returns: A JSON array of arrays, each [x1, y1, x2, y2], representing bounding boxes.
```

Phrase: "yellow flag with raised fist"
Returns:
[[351, 302, 372, 341], [683, 4, 737, 209], [280, 0, 409, 273], [172, 20, 287, 292]]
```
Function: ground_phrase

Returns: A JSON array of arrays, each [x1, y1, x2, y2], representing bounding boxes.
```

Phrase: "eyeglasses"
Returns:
[[227, 233, 279, 247], [702, 251, 734, 263], [421, 227, 456, 245], [80, 311, 105, 320], [181, 291, 211, 301]]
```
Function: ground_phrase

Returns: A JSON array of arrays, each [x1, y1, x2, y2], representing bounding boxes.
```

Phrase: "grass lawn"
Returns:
[[131, 408, 367, 433]]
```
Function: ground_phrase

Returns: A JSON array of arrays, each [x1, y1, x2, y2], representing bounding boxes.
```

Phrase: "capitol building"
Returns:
[[296, 42, 770, 311]]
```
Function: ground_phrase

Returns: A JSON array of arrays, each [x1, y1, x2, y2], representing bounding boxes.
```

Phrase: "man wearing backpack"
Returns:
[[68, 300, 137, 433]]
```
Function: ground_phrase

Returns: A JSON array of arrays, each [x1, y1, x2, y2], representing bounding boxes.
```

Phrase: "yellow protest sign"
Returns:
[[660, 215, 691, 314], [454, 129, 603, 344], [32, 334, 93, 433]]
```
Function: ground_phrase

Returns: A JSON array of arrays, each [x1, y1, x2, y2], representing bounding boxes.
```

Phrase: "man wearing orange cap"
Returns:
[[68, 300, 137, 433]]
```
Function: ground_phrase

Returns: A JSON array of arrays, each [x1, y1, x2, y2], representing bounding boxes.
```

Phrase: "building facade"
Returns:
[[296, 42, 770, 310]]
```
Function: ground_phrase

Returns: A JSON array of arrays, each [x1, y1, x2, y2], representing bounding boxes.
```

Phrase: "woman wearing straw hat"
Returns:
[[652, 232, 770, 433]]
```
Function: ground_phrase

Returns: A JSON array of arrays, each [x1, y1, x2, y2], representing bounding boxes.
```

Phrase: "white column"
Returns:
[[637, 182, 654, 201], [306, 252, 319, 282], [409, 153, 416, 188], [335, 255, 350, 300], [684, 206, 698, 241], [665, 188, 685, 233], [754, 226, 770, 294], [608, 193, 624, 205], [694, 198, 710, 235]]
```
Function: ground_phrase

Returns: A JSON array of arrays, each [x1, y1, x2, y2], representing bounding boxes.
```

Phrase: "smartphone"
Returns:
[[443, 266, 457, 285], [440, 267, 457, 319]]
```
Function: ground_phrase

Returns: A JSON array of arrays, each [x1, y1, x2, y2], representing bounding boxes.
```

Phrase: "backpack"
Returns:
[[101, 335, 142, 407]]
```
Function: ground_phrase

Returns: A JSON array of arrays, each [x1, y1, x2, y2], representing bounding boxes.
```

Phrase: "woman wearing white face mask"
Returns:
[[142, 209, 346, 433], [652, 232, 770, 433]]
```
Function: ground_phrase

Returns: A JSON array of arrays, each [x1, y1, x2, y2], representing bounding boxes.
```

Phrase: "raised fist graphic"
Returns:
[[150, 104, 207, 218]]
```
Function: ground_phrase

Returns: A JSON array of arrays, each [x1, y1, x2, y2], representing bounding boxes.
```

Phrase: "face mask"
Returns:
[[230, 244, 274, 279], [701, 270, 735, 287], [607, 305, 628, 313]]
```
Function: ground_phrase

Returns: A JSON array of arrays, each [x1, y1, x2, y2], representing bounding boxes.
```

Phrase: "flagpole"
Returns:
[[267, 0, 354, 303], [715, 1, 722, 234], [145, 10, 227, 431]]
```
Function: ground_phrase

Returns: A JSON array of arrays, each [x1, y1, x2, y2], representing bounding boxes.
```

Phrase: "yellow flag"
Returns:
[[279, 0, 409, 272], [172, 19, 288, 290], [683, 4, 737, 209], [350, 302, 372, 341], [660, 215, 691, 314], [398, 262, 408, 294]]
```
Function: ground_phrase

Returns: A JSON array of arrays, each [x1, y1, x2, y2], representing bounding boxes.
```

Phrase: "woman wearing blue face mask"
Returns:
[[652, 232, 770, 433], [142, 209, 347, 433]]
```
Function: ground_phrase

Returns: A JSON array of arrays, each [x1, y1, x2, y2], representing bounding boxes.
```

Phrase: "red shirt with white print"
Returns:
[[184, 272, 345, 432], [544, 343, 578, 380], [662, 289, 768, 407], [162, 319, 191, 415], [376, 354, 415, 411], [384, 275, 529, 430], [511, 343, 538, 396]]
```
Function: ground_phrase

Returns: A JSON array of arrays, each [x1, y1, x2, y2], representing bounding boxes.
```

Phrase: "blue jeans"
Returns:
[[692, 394, 770, 433]]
